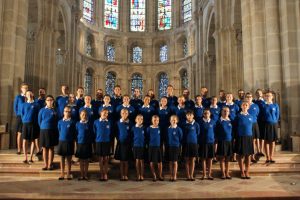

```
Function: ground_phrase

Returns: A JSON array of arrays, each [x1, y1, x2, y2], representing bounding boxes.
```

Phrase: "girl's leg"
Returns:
[[120, 162, 124, 180], [48, 147, 54, 168], [140, 160, 144, 180], [34, 139, 40, 153], [219, 157, 225, 178], [174, 161, 178, 180], [30, 141, 35, 161], [66, 156, 72, 178], [17, 132, 22, 153], [99, 157, 104, 179], [136, 159, 140, 180], [238, 155, 245, 178], [260, 139, 265, 155], [245, 155, 251, 177], [225, 156, 231, 178], [185, 158, 190, 179], [256, 138, 261, 154], [42, 147, 48, 168], [84, 160, 89, 179], [60, 156, 65, 178], [23, 140, 28, 162], [207, 158, 213, 178], [124, 161, 128, 180], [150, 162, 156, 180], [104, 156, 109, 180], [201, 158, 206, 179], [265, 142, 270, 161], [79, 160, 84, 178], [169, 162, 173, 180], [270, 141, 275, 161], [190, 157, 195, 179], [158, 162, 163, 179]]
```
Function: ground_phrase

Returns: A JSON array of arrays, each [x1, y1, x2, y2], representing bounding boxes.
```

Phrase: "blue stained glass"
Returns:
[[105, 72, 116, 97], [84, 70, 93, 96], [131, 74, 143, 96], [182, 0, 192, 23], [130, 0, 146, 32], [183, 39, 188, 57], [106, 43, 115, 61], [159, 45, 168, 62], [158, 0, 172, 30], [158, 73, 169, 99], [181, 70, 189, 89], [132, 46, 143, 63], [104, 0, 119, 30], [83, 0, 94, 23]]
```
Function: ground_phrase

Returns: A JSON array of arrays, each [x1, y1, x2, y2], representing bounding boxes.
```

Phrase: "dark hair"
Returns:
[[46, 95, 54, 99], [186, 110, 194, 115]]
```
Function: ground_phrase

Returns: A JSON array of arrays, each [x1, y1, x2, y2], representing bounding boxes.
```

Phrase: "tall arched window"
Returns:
[[83, 0, 95, 23], [158, 73, 169, 98], [159, 44, 168, 62], [131, 73, 143, 96], [132, 46, 143, 63], [180, 69, 189, 90], [105, 72, 116, 97], [158, 0, 172, 30], [182, 0, 192, 23], [130, 0, 146, 32], [84, 69, 93, 96], [106, 42, 115, 61], [104, 0, 119, 30], [183, 38, 188, 57]]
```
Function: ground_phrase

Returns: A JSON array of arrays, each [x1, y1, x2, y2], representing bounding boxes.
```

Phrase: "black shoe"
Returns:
[[270, 160, 276, 163], [208, 176, 214, 180], [245, 176, 251, 179], [23, 160, 29, 164], [17, 151, 21, 155], [265, 160, 270, 163], [28, 159, 34, 164], [42, 167, 48, 170], [251, 159, 257, 163], [78, 177, 84, 181], [226, 176, 232, 180], [221, 176, 226, 180], [159, 177, 164, 181], [58, 177, 64, 180]]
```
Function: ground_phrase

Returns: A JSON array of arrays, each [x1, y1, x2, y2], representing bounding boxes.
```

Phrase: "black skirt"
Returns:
[[148, 146, 162, 163], [183, 143, 198, 158], [216, 140, 232, 157], [168, 146, 180, 162], [235, 136, 254, 156], [252, 123, 260, 139], [15, 116, 23, 133], [95, 142, 110, 157], [199, 143, 214, 159], [22, 123, 38, 141], [133, 147, 144, 160], [75, 143, 92, 159], [40, 129, 58, 148], [263, 123, 278, 143], [258, 121, 265, 140], [57, 141, 74, 156], [119, 142, 130, 161]]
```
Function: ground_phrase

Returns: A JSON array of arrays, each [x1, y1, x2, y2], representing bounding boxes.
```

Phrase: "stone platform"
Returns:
[[0, 150, 299, 199]]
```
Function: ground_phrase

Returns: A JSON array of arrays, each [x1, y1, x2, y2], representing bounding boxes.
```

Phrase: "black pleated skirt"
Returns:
[[235, 136, 254, 156], [183, 143, 198, 158], [252, 122, 260, 139], [57, 141, 74, 156], [148, 146, 162, 163], [22, 123, 38, 141], [95, 142, 110, 157], [75, 143, 92, 159], [133, 147, 144, 160], [40, 129, 58, 148], [216, 140, 232, 157], [199, 143, 214, 159], [263, 123, 278, 143], [168, 146, 180, 162]]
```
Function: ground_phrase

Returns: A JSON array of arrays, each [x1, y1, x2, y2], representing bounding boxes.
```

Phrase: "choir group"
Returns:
[[13, 83, 280, 181]]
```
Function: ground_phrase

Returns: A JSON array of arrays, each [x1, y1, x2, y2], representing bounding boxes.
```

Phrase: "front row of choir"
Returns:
[[37, 97, 273, 181]]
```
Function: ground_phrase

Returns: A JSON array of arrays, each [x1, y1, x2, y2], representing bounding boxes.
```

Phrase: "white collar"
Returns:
[[178, 105, 185, 109], [80, 120, 88, 123], [45, 106, 53, 109], [68, 103, 76, 107], [160, 106, 168, 110], [84, 105, 92, 108], [266, 102, 273, 105], [169, 124, 177, 128], [257, 97, 264, 101], [120, 118, 129, 123], [60, 94, 68, 97], [195, 104, 203, 108], [219, 100, 226, 103], [63, 118, 71, 121], [203, 118, 211, 123], [100, 118, 108, 122], [226, 102, 234, 106], [240, 111, 249, 115], [135, 124, 143, 128], [150, 125, 159, 128], [142, 105, 150, 108], [21, 93, 25, 96], [210, 105, 218, 108], [122, 104, 130, 108], [76, 96, 83, 100], [186, 120, 195, 125], [220, 117, 230, 121], [103, 104, 111, 107], [27, 100, 34, 103]]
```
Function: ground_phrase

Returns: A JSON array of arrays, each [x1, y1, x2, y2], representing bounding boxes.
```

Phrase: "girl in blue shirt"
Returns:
[[57, 106, 76, 180], [199, 109, 216, 180], [117, 108, 132, 181], [67, 94, 79, 122], [147, 115, 163, 181], [139, 95, 156, 127], [21, 90, 40, 164], [94, 108, 111, 181], [38, 95, 58, 170], [194, 95, 204, 124], [216, 106, 233, 179], [79, 95, 95, 124], [76, 110, 93, 180], [262, 91, 280, 163], [131, 114, 145, 181], [167, 115, 183, 181], [235, 101, 254, 179]]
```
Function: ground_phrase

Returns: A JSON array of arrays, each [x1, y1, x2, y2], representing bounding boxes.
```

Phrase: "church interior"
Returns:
[[0, 0, 300, 199]]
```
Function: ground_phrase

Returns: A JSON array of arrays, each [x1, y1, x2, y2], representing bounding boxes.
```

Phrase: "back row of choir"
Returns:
[[13, 83, 280, 181]]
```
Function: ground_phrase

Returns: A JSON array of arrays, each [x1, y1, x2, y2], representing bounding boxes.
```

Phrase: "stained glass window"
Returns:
[[84, 69, 93, 96], [132, 46, 143, 63], [104, 0, 119, 30], [159, 45, 168, 62], [83, 0, 94, 23], [158, 73, 169, 99], [181, 70, 189, 89], [130, 0, 146, 32], [131, 74, 143, 96], [105, 72, 116, 97], [158, 0, 172, 30], [183, 38, 188, 57], [182, 0, 192, 23], [106, 42, 115, 61]]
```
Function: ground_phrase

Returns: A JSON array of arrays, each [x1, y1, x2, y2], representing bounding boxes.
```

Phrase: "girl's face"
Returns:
[[45, 97, 54, 107], [265, 93, 273, 102], [147, 90, 154, 97], [61, 86, 69, 95], [77, 89, 84, 97], [21, 85, 28, 94], [186, 114, 194, 122], [246, 95, 253, 103], [114, 87, 121, 96], [170, 116, 178, 126], [256, 90, 263, 98], [80, 111, 88, 121], [195, 96, 202, 105], [211, 97, 217, 105], [120, 109, 129, 119], [84, 96, 91, 105], [123, 96, 130, 104], [160, 98, 167, 107], [135, 116, 143, 125], [167, 87, 173, 95], [100, 110, 109, 119], [63, 108, 71, 119], [104, 96, 110, 104], [241, 102, 249, 112], [178, 97, 185, 105], [152, 117, 159, 126], [69, 94, 75, 103], [226, 94, 233, 102], [143, 97, 150, 105], [203, 111, 211, 119], [26, 91, 33, 101], [221, 108, 230, 118]]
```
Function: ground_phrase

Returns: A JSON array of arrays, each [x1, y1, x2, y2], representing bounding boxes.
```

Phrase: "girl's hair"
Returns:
[[104, 94, 111, 98], [100, 108, 109, 114], [186, 110, 194, 115], [46, 95, 54, 100], [64, 105, 71, 110], [222, 106, 230, 111], [80, 109, 88, 116], [151, 115, 159, 119], [135, 114, 143, 120], [170, 115, 179, 121], [121, 108, 129, 113]]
